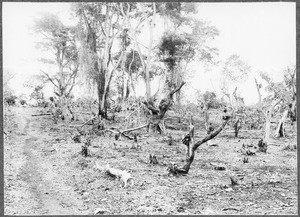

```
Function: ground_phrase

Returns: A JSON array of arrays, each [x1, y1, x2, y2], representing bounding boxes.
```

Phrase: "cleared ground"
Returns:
[[4, 106, 297, 215]]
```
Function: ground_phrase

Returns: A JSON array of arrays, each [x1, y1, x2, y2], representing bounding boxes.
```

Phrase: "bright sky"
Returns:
[[3, 2, 296, 105], [190, 2, 296, 104]]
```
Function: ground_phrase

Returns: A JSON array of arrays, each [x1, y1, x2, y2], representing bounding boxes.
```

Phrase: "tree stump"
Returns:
[[149, 154, 158, 164], [257, 139, 267, 153]]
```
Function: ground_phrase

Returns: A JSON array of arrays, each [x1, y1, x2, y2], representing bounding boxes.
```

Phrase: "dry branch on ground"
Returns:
[[95, 161, 134, 188]]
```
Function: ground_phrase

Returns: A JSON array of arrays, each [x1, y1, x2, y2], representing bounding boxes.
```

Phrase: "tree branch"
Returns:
[[169, 82, 186, 99], [40, 70, 59, 88], [193, 116, 230, 151]]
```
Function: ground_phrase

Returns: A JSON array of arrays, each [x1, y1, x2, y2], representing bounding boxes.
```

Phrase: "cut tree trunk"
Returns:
[[169, 112, 231, 175], [274, 110, 289, 138]]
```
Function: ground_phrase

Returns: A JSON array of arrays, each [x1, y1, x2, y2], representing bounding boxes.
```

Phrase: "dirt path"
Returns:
[[4, 107, 88, 215]]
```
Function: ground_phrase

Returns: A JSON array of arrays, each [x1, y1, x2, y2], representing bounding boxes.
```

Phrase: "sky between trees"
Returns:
[[3, 2, 296, 105]]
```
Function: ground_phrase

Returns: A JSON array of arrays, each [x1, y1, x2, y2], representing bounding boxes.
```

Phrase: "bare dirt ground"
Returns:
[[4, 106, 298, 215]]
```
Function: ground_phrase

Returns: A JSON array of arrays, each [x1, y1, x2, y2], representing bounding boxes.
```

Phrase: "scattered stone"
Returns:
[[222, 207, 240, 212], [177, 206, 185, 212], [214, 166, 226, 171], [225, 187, 233, 192], [94, 207, 107, 215], [203, 207, 216, 215], [209, 143, 218, 147], [230, 176, 239, 186], [246, 150, 256, 155]]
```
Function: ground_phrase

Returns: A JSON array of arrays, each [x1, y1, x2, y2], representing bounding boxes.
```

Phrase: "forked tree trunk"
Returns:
[[144, 82, 185, 134], [171, 114, 231, 175]]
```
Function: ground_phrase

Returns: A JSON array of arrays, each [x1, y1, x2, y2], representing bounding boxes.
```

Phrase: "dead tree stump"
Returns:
[[233, 118, 242, 137], [257, 139, 267, 153], [73, 134, 81, 143], [81, 138, 91, 157], [149, 154, 158, 164]]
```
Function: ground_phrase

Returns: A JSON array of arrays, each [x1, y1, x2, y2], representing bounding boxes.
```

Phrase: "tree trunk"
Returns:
[[233, 118, 241, 137], [176, 89, 181, 106], [125, 78, 130, 99], [121, 51, 127, 101], [265, 111, 271, 144], [264, 99, 281, 144], [254, 78, 261, 104], [97, 65, 107, 118], [289, 99, 297, 125], [144, 82, 185, 134], [274, 110, 289, 138], [145, 16, 154, 101]]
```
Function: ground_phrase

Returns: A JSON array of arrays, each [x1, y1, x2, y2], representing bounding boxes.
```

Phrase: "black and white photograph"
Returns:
[[3, 1, 297, 215]]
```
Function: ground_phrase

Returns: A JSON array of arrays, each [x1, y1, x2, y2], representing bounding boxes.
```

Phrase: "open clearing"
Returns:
[[4, 106, 297, 215]]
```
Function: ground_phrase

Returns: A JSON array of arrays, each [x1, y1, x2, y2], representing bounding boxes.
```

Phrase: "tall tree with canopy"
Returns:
[[73, 2, 127, 118], [34, 13, 79, 106], [157, 3, 219, 105], [120, 2, 158, 102], [114, 49, 143, 100]]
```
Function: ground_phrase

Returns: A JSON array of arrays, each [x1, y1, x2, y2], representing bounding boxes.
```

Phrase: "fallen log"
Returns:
[[80, 116, 97, 128], [32, 113, 53, 116], [103, 124, 149, 141], [165, 123, 188, 130], [95, 161, 134, 188], [102, 128, 135, 140], [122, 124, 149, 134]]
